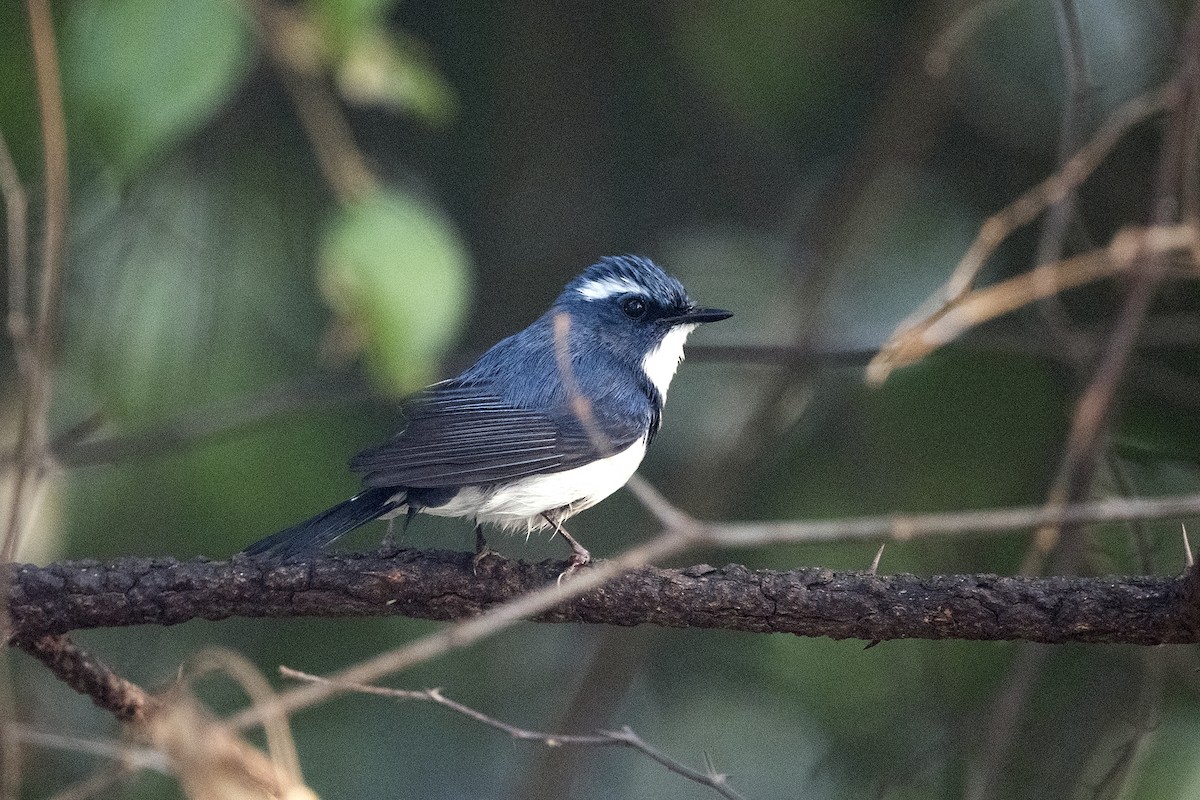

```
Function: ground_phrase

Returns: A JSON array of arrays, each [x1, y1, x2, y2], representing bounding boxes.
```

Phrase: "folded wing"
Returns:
[[348, 383, 644, 488]]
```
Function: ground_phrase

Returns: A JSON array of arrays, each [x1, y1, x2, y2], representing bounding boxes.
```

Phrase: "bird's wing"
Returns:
[[348, 384, 645, 488]]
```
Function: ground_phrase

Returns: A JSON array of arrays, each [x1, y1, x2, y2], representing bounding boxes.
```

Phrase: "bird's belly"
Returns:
[[420, 436, 648, 531]]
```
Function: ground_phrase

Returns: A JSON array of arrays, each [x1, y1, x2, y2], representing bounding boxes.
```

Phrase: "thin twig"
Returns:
[[1029, 9, 1200, 566], [3, 0, 71, 564], [45, 766, 134, 800], [686, 343, 876, 368], [1038, 0, 1093, 272], [552, 311, 613, 456], [45, 373, 372, 469], [6, 726, 169, 774], [869, 79, 1181, 384], [223, 528, 696, 730], [703, 490, 1200, 547], [1084, 649, 1162, 799], [279, 667, 746, 800], [0, 131, 29, 370], [1032, 0, 1094, 363], [887, 224, 1196, 364], [212, 490, 1200, 730], [730, 3, 951, 486], [925, 0, 1020, 77], [26, 0, 68, 373], [250, 0, 377, 203], [963, 645, 1050, 800], [1106, 455, 1154, 574]]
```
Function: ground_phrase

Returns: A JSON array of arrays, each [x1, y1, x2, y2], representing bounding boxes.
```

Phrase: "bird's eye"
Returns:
[[621, 297, 647, 319]]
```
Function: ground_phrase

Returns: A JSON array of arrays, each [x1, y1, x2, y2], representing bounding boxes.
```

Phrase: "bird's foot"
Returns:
[[376, 540, 405, 558], [471, 523, 497, 575], [542, 512, 592, 585], [472, 546, 498, 575], [556, 548, 592, 585]]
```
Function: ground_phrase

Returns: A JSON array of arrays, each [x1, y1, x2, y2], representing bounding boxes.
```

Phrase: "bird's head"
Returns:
[[553, 255, 732, 399]]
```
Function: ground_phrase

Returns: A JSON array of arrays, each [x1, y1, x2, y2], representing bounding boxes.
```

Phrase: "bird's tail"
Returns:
[[241, 487, 401, 558]]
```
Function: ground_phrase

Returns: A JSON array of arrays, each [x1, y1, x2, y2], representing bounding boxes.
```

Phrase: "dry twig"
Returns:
[[1028, 10, 1200, 566], [3, 0, 72, 564], [868, 80, 1182, 384], [250, 0, 377, 203], [280, 667, 746, 800]]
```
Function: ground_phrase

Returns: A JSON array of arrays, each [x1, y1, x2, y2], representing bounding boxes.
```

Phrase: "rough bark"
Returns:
[[7, 550, 1200, 645]]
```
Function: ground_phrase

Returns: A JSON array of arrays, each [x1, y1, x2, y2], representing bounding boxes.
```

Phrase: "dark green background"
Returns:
[[4, 1, 1200, 797]]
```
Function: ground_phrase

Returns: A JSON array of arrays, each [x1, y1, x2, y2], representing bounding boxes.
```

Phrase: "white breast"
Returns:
[[418, 436, 649, 532], [641, 323, 696, 400]]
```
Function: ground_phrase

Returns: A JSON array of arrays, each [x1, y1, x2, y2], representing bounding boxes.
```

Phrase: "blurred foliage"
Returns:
[[670, 0, 883, 133], [320, 188, 470, 392], [308, 0, 457, 121], [3, 0, 1200, 798], [62, 0, 253, 175]]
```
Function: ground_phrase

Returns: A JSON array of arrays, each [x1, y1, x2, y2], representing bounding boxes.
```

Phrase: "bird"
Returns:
[[241, 255, 731, 574]]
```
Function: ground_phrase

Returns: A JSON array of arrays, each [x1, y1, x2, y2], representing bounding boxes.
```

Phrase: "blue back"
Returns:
[[349, 256, 695, 488]]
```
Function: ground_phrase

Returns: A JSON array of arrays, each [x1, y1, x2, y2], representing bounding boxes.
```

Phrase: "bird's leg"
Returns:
[[379, 517, 399, 553], [380, 507, 418, 554], [471, 521, 495, 574], [542, 512, 591, 582]]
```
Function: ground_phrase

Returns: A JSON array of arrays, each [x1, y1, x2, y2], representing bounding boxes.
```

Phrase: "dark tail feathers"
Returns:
[[241, 487, 401, 558]]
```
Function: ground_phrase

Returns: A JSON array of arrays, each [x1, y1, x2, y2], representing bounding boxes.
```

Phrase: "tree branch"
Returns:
[[6, 550, 1200, 646], [278, 667, 746, 800], [10, 633, 157, 724]]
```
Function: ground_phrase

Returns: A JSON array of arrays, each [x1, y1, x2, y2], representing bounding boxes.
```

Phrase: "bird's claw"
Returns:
[[472, 546, 498, 575], [555, 551, 592, 585]]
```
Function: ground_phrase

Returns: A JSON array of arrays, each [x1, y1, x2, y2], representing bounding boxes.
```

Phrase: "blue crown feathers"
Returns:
[[559, 255, 690, 309]]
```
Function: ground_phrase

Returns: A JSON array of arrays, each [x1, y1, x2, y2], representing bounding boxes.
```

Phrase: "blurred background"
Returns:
[[4, 0, 1200, 797]]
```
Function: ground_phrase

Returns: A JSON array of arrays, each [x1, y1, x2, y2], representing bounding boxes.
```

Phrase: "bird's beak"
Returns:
[[662, 307, 733, 325]]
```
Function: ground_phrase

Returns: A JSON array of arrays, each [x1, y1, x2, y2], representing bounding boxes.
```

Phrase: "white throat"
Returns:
[[642, 324, 696, 401]]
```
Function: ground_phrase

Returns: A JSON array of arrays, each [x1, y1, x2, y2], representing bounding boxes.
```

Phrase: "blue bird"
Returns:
[[241, 255, 731, 573]]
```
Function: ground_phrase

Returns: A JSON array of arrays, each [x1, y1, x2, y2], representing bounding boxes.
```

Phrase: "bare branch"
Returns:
[[250, 0, 377, 202], [925, 0, 1020, 78], [9, 490, 1200, 731], [6, 726, 169, 774], [279, 667, 747, 800], [224, 531, 695, 730], [6, 546, 1200, 648], [11, 634, 157, 724], [872, 224, 1197, 370], [868, 79, 1181, 384], [1030, 9, 1200, 565], [3, 0, 72, 564], [0, 131, 29, 368]]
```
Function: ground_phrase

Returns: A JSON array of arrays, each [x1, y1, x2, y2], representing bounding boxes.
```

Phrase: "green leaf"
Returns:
[[320, 189, 471, 392], [336, 29, 457, 124], [63, 0, 252, 174], [306, 0, 456, 124]]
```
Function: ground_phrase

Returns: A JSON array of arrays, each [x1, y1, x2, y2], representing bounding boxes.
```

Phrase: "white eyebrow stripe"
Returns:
[[576, 276, 641, 300]]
